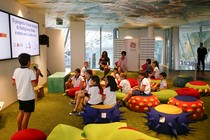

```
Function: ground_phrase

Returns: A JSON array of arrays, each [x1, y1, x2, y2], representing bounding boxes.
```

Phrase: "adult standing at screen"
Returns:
[[197, 42, 207, 72], [98, 51, 110, 79]]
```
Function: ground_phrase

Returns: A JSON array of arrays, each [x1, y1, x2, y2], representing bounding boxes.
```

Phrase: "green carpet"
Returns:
[[1, 70, 210, 140]]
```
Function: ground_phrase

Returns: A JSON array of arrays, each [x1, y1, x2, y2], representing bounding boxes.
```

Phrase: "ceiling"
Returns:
[[16, 0, 210, 29]]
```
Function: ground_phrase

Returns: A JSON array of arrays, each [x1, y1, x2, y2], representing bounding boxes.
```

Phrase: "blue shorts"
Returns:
[[18, 99, 35, 112]]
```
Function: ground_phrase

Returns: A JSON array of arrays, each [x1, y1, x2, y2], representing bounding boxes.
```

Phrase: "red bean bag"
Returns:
[[127, 78, 138, 88], [127, 94, 160, 113], [11, 128, 47, 140], [67, 87, 80, 97], [168, 95, 205, 120], [175, 88, 200, 99]]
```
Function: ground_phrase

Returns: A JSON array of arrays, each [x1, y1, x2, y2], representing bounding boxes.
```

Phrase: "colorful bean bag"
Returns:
[[11, 128, 47, 140], [173, 75, 193, 87], [146, 104, 191, 136], [127, 94, 160, 113], [82, 105, 122, 124], [47, 124, 84, 140], [127, 78, 138, 88], [152, 89, 178, 103], [185, 80, 210, 93], [175, 88, 200, 99], [168, 95, 205, 120], [151, 78, 161, 90], [116, 91, 126, 101]]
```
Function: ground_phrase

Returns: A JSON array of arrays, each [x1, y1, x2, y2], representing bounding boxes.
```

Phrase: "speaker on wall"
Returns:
[[39, 34, 49, 47]]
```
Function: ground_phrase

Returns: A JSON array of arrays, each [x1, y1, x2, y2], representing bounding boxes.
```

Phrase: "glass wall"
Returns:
[[85, 27, 114, 69], [179, 26, 210, 70], [63, 29, 71, 69]]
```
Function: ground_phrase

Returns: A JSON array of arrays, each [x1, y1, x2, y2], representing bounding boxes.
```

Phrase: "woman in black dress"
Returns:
[[98, 51, 110, 79]]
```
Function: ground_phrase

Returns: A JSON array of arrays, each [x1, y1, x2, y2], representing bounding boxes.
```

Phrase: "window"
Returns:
[[85, 27, 114, 69]]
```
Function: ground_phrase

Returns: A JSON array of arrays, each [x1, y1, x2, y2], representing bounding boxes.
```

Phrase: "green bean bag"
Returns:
[[152, 89, 178, 103], [116, 91, 126, 101], [46, 124, 85, 140]]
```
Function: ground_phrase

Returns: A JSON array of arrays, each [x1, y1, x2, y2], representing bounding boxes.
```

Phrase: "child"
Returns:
[[118, 73, 131, 94], [145, 59, 152, 74], [69, 69, 93, 115], [156, 72, 168, 91], [81, 61, 89, 77], [149, 60, 160, 79], [85, 75, 103, 106], [118, 71, 151, 106], [12, 53, 40, 131], [103, 76, 119, 106], [64, 68, 84, 97], [110, 68, 120, 84]]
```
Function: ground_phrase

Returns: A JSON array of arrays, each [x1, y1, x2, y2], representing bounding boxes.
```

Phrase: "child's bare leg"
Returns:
[[73, 93, 85, 112], [22, 112, 31, 130], [17, 111, 24, 131]]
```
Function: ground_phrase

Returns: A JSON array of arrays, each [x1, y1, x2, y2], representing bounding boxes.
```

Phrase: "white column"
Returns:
[[70, 21, 85, 71], [173, 27, 179, 70]]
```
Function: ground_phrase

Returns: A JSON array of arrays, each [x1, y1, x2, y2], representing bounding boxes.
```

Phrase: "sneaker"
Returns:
[[69, 111, 78, 115], [62, 93, 67, 96], [78, 111, 84, 116]]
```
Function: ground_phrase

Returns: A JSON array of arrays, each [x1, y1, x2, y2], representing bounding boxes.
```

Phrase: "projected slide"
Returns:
[[0, 11, 11, 60], [10, 15, 39, 58]]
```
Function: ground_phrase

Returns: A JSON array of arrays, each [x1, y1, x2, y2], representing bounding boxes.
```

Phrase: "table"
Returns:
[[47, 72, 70, 93]]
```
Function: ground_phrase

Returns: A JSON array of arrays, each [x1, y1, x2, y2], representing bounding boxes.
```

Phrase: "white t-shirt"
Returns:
[[85, 78, 91, 91], [119, 79, 131, 94], [103, 87, 116, 106], [159, 79, 167, 89], [71, 75, 84, 87], [153, 67, 160, 79], [12, 68, 36, 101], [110, 72, 120, 84], [140, 78, 151, 94], [81, 66, 87, 77], [88, 86, 102, 105]]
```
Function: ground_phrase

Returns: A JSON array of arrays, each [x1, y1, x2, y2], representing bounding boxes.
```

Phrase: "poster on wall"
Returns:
[[0, 10, 11, 60], [125, 38, 139, 71], [10, 15, 39, 58]]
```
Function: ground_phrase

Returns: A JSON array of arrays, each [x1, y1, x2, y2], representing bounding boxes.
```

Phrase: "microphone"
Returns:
[[34, 66, 43, 77]]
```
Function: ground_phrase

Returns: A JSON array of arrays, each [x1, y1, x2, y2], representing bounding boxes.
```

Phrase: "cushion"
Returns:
[[116, 91, 126, 101], [107, 127, 159, 140], [175, 88, 200, 99], [83, 122, 127, 140], [152, 89, 178, 103], [127, 78, 138, 88], [185, 80, 210, 93], [11, 128, 47, 140], [47, 124, 85, 140]]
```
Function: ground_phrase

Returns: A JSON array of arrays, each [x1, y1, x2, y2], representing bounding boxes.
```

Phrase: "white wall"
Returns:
[[46, 29, 65, 74], [0, 0, 47, 109]]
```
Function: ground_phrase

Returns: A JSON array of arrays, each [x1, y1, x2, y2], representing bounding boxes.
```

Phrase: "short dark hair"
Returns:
[[121, 51, 126, 56], [159, 72, 167, 78], [146, 58, 151, 64], [138, 71, 147, 77], [18, 53, 31, 66], [75, 68, 81, 73]]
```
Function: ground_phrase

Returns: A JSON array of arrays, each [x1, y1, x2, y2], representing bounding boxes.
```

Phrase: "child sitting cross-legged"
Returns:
[[152, 72, 168, 91], [118, 73, 131, 94], [117, 71, 151, 106]]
